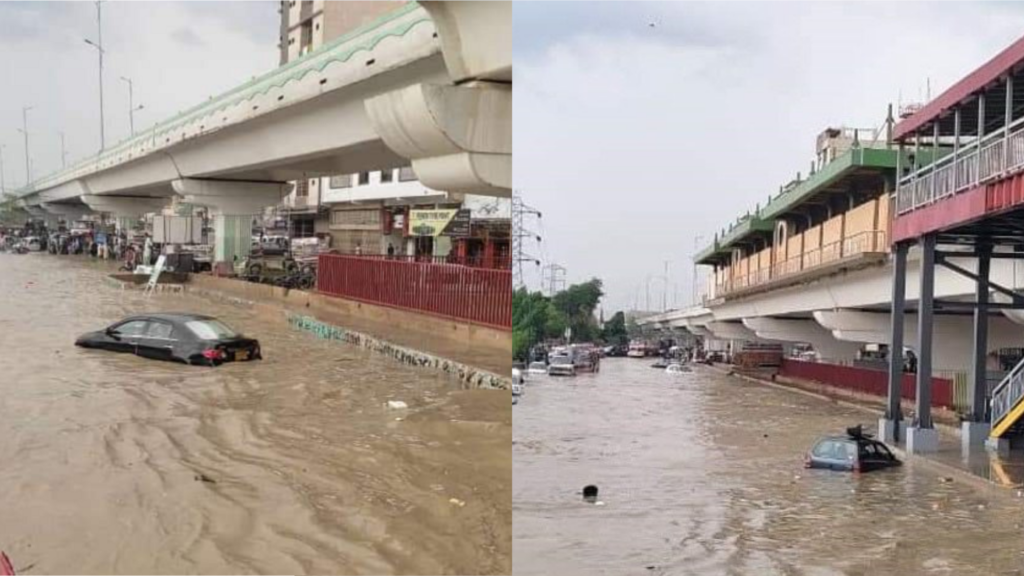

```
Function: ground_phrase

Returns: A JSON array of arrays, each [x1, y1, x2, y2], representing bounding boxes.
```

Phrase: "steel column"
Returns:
[[916, 234, 937, 429], [978, 93, 986, 179], [953, 108, 961, 189], [887, 241, 909, 438], [971, 243, 992, 422], [1006, 74, 1014, 173], [932, 122, 940, 199]]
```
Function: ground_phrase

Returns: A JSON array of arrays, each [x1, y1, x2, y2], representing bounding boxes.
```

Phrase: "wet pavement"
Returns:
[[513, 358, 1024, 576], [0, 254, 510, 575]]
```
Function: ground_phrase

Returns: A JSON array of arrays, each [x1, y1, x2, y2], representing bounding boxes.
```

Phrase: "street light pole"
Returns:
[[85, 1, 105, 150], [662, 260, 669, 312], [59, 132, 67, 168], [120, 76, 142, 136], [692, 234, 704, 305], [0, 145, 6, 194], [20, 106, 32, 184]]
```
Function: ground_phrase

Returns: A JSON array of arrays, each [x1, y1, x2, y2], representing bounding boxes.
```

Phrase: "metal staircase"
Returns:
[[990, 358, 1024, 438]]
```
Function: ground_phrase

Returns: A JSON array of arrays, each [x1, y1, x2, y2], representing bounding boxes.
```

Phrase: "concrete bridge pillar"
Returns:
[[364, 2, 511, 197], [742, 317, 862, 364], [80, 195, 169, 233], [171, 179, 291, 269], [706, 321, 758, 342], [23, 205, 58, 228], [40, 203, 94, 227]]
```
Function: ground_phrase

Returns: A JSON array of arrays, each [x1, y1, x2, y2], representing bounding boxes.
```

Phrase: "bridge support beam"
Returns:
[[171, 179, 291, 270], [40, 203, 94, 226], [741, 317, 861, 363], [909, 234, 938, 454], [882, 242, 908, 444], [80, 195, 169, 232], [365, 82, 511, 197], [965, 242, 992, 450], [706, 321, 758, 342]]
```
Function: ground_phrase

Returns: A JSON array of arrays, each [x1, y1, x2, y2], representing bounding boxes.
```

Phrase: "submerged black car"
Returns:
[[75, 313, 262, 366]]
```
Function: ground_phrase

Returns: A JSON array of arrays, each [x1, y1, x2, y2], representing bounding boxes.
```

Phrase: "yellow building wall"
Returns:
[[785, 235, 803, 273]]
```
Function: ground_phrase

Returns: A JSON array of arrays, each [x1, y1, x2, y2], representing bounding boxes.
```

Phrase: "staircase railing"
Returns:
[[989, 357, 1024, 437]]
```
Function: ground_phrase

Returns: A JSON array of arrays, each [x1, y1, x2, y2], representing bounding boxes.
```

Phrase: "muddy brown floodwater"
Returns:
[[0, 254, 510, 575], [514, 358, 1024, 576]]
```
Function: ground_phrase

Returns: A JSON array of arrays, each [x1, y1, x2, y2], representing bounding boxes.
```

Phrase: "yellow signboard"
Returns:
[[409, 209, 458, 237]]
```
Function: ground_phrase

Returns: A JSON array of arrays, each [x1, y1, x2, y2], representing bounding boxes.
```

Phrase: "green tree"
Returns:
[[602, 311, 628, 346], [512, 288, 552, 361], [551, 278, 604, 343]]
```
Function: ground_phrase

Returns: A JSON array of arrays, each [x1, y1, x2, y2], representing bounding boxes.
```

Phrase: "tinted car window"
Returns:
[[836, 441, 856, 461], [145, 322, 174, 339], [114, 320, 149, 337], [186, 320, 239, 340], [812, 440, 836, 458]]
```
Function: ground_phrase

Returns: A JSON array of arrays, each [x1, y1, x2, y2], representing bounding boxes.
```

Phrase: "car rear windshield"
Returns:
[[551, 356, 572, 365], [186, 319, 239, 340]]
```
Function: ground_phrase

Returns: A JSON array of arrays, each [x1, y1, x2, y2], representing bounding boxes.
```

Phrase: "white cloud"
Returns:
[[0, 1, 277, 189]]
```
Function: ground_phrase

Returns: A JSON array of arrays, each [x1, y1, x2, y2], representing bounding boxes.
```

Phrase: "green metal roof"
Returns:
[[759, 147, 897, 221], [695, 146, 900, 265], [694, 214, 773, 264], [15, 1, 430, 197]]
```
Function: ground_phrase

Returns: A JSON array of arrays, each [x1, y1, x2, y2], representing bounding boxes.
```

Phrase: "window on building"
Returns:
[[380, 169, 394, 184], [330, 209, 381, 228], [358, 171, 370, 186], [330, 174, 352, 189], [291, 217, 315, 238], [398, 166, 416, 182], [315, 22, 320, 31], [295, 179, 309, 197]]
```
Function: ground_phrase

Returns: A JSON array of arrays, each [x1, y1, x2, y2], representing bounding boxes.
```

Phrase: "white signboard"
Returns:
[[145, 255, 167, 293]]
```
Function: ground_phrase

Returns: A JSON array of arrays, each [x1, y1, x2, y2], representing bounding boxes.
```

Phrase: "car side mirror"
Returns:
[[106, 328, 121, 339]]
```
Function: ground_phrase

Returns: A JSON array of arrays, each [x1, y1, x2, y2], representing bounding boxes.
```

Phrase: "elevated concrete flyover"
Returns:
[[14, 1, 511, 263]]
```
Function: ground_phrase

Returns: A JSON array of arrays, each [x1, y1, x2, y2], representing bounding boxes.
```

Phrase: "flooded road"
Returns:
[[0, 254, 510, 575], [513, 358, 1024, 576]]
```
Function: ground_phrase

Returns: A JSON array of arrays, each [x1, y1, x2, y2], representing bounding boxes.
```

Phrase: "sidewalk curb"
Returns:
[[704, 364, 1020, 495]]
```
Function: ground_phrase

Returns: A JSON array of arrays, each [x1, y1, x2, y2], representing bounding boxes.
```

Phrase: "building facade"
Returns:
[[278, 0, 402, 64]]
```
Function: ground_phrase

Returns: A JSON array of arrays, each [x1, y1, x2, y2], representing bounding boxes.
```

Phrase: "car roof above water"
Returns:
[[120, 313, 218, 324]]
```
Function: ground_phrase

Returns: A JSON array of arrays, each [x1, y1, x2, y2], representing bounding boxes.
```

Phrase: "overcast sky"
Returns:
[[513, 1, 1024, 314], [0, 1, 277, 190]]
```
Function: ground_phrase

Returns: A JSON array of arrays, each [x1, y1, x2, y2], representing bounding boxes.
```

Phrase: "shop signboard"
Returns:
[[442, 209, 471, 237], [409, 209, 458, 237]]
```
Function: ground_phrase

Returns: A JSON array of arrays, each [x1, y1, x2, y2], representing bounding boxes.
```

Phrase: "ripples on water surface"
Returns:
[[0, 255, 510, 575], [513, 358, 1024, 576]]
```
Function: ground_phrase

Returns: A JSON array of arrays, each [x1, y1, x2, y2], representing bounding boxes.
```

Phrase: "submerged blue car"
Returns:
[[805, 426, 901, 473]]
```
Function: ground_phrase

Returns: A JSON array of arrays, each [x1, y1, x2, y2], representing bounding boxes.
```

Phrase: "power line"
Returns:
[[512, 190, 542, 289]]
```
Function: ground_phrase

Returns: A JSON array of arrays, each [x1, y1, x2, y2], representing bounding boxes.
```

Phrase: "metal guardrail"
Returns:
[[316, 254, 512, 329], [716, 230, 886, 297], [990, 359, 1024, 433], [896, 119, 1024, 215]]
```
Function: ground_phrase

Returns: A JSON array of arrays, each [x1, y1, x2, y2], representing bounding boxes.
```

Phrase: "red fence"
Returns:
[[779, 358, 953, 409], [330, 252, 512, 270], [316, 254, 511, 329]]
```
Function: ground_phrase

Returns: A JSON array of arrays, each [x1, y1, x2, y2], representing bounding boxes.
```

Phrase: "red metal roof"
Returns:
[[894, 34, 1024, 140]]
